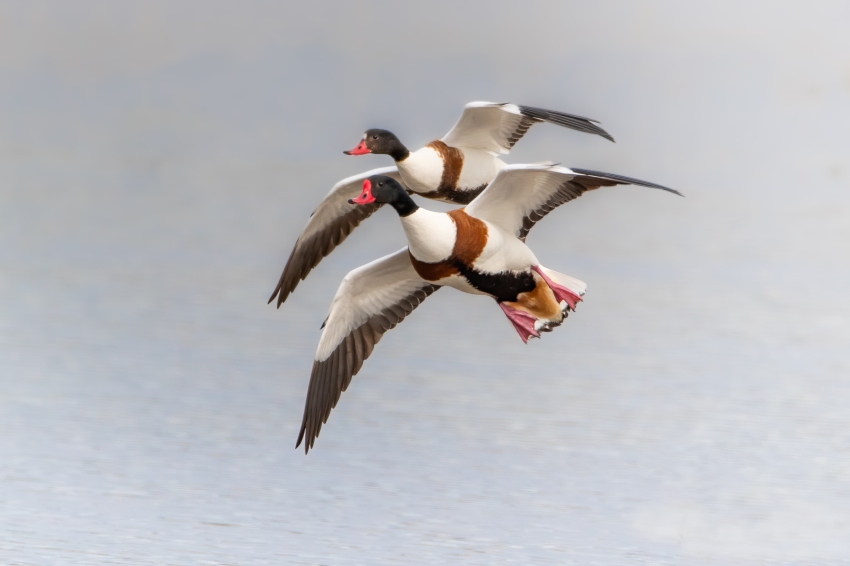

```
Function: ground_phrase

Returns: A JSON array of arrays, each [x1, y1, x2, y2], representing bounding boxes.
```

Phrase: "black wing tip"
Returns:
[[293, 284, 440, 455], [518, 104, 616, 142], [295, 429, 310, 454], [267, 286, 288, 309], [570, 167, 682, 196], [267, 283, 280, 304]]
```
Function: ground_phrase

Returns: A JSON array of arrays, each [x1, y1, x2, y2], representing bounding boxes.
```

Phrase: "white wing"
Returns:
[[465, 163, 681, 240], [268, 166, 408, 307], [296, 248, 440, 452], [440, 101, 614, 155]]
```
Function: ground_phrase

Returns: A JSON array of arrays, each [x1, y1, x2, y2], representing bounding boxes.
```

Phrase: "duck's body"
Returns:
[[296, 165, 681, 452], [270, 101, 615, 307], [396, 141, 506, 203], [401, 207, 575, 331], [402, 207, 537, 296]]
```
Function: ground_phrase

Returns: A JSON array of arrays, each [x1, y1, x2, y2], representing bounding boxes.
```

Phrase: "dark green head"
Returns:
[[343, 129, 409, 161], [348, 175, 418, 217]]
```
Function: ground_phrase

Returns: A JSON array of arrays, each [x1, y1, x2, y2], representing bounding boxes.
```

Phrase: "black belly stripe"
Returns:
[[409, 207, 532, 301], [455, 262, 535, 303], [419, 182, 488, 205], [412, 254, 535, 302]]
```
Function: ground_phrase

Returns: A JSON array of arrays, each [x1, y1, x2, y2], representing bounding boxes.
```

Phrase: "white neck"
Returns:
[[400, 209, 456, 263], [397, 146, 444, 194]]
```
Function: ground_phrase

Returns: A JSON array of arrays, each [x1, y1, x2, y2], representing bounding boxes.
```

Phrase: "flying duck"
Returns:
[[296, 164, 681, 452], [269, 101, 614, 308]]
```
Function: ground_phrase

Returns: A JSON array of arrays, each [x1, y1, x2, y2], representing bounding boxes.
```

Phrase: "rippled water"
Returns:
[[3, 153, 849, 564], [2, 3, 850, 564]]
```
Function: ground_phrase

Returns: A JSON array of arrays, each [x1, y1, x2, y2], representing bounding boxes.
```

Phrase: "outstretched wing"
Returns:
[[440, 101, 614, 154], [297, 247, 440, 453], [464, 164, 681, 240], [268, 166, 408, 307]]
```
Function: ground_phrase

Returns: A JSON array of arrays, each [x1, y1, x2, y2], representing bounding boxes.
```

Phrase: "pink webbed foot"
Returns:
[[531, 266, 582, 311], [499, 302, 540, 344]]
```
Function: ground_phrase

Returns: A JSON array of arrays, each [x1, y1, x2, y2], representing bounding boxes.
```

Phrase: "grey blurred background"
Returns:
[[1, 1, 849, 564]]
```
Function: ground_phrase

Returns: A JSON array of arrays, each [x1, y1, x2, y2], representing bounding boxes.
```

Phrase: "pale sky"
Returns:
[[1, 1, 848, 78], [1, 1, 848, 192]]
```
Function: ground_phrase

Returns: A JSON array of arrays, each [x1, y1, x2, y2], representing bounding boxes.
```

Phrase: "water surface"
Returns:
[[1, 2, 850, 564]]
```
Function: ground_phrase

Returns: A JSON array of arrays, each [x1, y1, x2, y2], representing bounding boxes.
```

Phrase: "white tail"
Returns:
[[539, 266, 586, 298]]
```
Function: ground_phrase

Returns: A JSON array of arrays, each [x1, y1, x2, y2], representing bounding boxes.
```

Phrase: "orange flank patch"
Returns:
[[408, 252, 458, 281], [446, 209, 487, 264], [502, 275, 562, 321], [418, 141, 485, 204], [426, 140, 464, 191], [408, 209, 489, 282]]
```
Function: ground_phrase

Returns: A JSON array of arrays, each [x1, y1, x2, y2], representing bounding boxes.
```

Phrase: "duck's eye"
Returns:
[[372, 135, 379, 140]]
